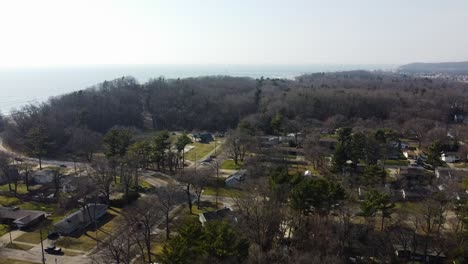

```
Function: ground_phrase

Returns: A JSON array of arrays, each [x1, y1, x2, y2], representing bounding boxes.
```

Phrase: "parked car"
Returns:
[[201, 157, 213, 163], [47, 232, 59, 240], [45, 245, 62, 255]]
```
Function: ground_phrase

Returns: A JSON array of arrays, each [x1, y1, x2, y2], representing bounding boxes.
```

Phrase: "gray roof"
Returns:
[[225, 170, 246, 183], [54, 204, 107, 234], [201, 208, 232, 222], [0, 207, 46, 226]]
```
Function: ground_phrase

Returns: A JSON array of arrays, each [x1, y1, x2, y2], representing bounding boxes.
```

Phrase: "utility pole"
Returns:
[[8, 226, 12, 245], [214, 140, 217, 157], [39, 228, 46, 264], [214, 159, 219, 207]]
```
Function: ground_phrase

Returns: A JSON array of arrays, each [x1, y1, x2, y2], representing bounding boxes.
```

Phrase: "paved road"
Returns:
[[0, 247, 91, 264], [0, 137, 87, 169]]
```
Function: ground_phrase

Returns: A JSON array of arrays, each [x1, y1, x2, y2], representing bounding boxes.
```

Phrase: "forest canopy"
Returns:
[[2, 71, 468, 157]]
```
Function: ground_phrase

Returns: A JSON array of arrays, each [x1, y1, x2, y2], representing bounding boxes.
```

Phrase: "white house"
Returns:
[[441, 152, 460, 163]]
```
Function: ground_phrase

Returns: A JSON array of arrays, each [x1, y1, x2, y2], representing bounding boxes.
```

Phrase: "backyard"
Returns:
[[185, 141, 218, 161]]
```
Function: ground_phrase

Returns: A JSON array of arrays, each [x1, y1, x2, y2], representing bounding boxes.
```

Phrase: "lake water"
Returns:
[[0, 64, 395, 115]]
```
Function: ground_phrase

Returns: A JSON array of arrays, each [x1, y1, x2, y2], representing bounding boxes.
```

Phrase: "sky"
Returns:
[[0, 0, 467, 67]]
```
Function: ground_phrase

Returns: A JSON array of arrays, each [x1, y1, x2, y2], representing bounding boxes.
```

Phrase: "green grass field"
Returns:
[[288, 165, 318, 177], [15, 231, 44, 244], [0, 224, 9, 237], [220, 159, 243, 170], [0, 195, 21, 207], [203, 187, 244, 197], [0, 184, 41, 195], [185, 141, 218, 161], [0, 258, 40, 264], [384, 159, 410, 166], [5, 243, 34, 250]]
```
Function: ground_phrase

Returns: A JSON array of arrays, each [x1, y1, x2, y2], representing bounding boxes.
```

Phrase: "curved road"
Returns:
[[0, 136, 87, 168]]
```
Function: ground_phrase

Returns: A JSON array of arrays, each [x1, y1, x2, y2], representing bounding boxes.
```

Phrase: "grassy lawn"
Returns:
[[5, 243, 34, 250], [0, 195, 21, 207], [394, 202, 420, 213], [0, 258, 40, 264], [455, 163, 468, 169], [15, 231, 44, 244], [288, 165, 318, 176], [56, 208, 122, 252], [0, 224, 9, 237], [185, 141, 218, 161], [139, 180, 153, 189], [0, 184, 41, 195], [191, 201, 220, 214], [113, 176, 154, 190], [384, 159, 410, 166], [203, 187, 244, 197], [220, 159, 243, 170]]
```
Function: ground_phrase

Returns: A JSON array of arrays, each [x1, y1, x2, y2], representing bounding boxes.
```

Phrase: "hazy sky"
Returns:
[[1, 0, 467, 66]]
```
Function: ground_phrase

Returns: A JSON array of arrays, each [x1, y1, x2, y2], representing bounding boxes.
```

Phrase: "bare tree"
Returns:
[[123, 196, 162, 263], [89, 158, 114, 204], [92, 225, 135, 264], [51, 168, 64, 202], [403, 118, 434, 149], [233, 183, 285, 252], [154, 184, 184, 240], [18, 163, 34, 191], [0, 153, 13, 192], [224, 130, 249, 165], [192, 168, 211, 209]]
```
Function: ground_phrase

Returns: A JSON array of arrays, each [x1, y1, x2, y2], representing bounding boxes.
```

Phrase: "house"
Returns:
[[225, 170, 246, 188], [319, 137, 338, 150], [441, 152, 460, 163], [62, 176, 92, 193], [214, 132, 225, 138], [32, 169, 55, 184], [403, 150, 417, 159], [400, 186, 434, 201], [54, 203, 108, 235], [198, 207, 234, 227], [390, 226, 447, 264], [454, 114, 464, 123], [435, 168, 468, 182], [390, 141, 410, 149], [0, 207, 46, 229], [260, 136, 280, 147], [192, 132, 214, 143]]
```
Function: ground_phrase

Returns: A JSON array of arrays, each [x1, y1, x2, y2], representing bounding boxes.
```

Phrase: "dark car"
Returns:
[[201, 157, 213, 163], [45, 245, 62, 255], [47, 232, 59, 240]]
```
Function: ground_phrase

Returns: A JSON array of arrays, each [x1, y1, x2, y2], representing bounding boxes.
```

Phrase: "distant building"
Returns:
[[199, 208, 234, 227], [32, 169, 55, 184], [454, 114, 464, 123], [62, 176, 91, 193], [54, 204, 108, 235], [0, 207, 46, 229], [225, 170, 246, 188], [441, 152, 460, 163], [192, 132, 214, 143]]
